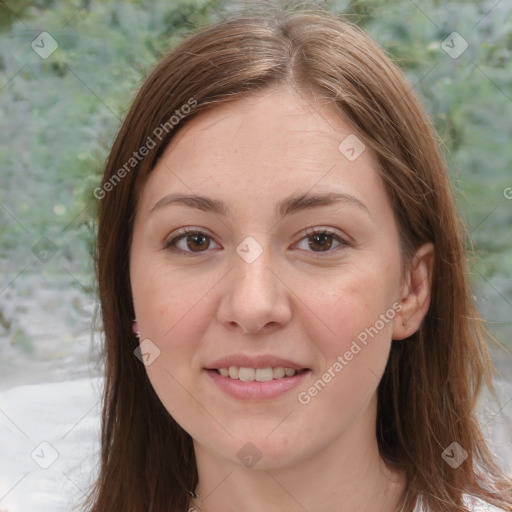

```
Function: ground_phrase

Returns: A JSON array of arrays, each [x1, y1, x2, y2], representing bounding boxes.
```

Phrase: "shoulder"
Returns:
[[414, 495, 509, 511]]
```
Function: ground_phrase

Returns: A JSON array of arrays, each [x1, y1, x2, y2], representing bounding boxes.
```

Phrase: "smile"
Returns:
[[206, 367, 311, 400], [216, 366, 307, 381]]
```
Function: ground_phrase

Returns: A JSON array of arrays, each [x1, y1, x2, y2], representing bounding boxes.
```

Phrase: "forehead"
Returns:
[[162, 88, 361, 167], [137, 88, 386, 216]]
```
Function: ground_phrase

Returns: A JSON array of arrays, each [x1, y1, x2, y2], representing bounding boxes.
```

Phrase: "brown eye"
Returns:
[[308, 232, 335, 252], [164, 229, 220, 255], [296, 228, 348, 255], [184, 233, 210, 252]]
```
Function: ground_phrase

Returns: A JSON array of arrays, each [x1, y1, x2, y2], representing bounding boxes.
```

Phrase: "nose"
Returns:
[[216, 241, 292, 334]]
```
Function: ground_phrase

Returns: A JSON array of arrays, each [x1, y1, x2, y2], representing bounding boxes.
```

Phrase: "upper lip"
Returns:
[[206, 355, 309, 370]]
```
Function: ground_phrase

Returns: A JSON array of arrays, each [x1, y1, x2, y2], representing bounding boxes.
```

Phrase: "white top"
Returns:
[[413, 494, 508, 511]]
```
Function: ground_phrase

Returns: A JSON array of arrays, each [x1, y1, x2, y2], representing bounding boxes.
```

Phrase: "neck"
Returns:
[[190, 395, 407, 512]]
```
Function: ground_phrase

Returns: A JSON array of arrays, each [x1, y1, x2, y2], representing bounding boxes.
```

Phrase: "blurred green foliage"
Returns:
[[0, 0, 221, 278], [0, 0, 511, 344], [337, 0, 512, 346]]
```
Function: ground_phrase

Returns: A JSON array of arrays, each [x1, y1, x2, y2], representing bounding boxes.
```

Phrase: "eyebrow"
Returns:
[[150, 191, 370, 217]]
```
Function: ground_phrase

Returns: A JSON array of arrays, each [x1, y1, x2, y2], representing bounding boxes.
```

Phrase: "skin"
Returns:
[[130, 86, 434, 512]]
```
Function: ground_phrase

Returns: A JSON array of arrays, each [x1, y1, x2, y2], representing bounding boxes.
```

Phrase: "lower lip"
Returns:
[[205, 369, 311, 400]]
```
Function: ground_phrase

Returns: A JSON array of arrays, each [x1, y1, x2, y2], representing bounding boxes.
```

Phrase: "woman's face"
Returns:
[[130, 87, 409, 470]]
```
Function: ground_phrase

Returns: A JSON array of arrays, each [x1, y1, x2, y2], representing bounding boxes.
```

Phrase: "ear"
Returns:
[[133, 318, 141, 340], [392, 243, 435, 340]]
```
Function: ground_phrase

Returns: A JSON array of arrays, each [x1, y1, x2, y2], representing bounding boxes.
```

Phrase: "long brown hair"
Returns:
[[84, 6, 512, 512]]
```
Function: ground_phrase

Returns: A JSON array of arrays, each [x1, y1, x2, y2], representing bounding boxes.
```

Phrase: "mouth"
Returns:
[[212, 366, 309, 382], [205, 366, 311, 400]]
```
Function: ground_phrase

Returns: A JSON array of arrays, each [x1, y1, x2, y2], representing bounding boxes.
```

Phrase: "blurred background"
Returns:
[[0, 1, 511, 511]]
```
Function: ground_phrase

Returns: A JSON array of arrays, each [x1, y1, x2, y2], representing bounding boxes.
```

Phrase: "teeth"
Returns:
[[216, 366, 302, 381], [255, 368, 273, 382], [273, 367, 285, 379], [238, 367, 255, 381]]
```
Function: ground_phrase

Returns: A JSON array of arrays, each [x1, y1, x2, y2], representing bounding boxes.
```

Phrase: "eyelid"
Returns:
[[294, 226, 350, 256], [163, 226, 350, 256], [163, 227, 219, 256]]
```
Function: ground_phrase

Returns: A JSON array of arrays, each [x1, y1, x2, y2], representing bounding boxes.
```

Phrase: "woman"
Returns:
[[85, 6, 512, 512]]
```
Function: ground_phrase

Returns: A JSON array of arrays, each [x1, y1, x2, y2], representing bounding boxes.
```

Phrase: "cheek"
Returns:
[[293, 273, 399, 437], [130, 256, 214, 407], [130, 262, 220, 432], [298, 261, 400, 401], [131, 257, 219, 347], [304, 260, 399, 349]]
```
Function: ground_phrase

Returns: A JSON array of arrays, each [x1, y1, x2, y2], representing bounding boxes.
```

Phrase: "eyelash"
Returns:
[[163, 227, 349, 258]]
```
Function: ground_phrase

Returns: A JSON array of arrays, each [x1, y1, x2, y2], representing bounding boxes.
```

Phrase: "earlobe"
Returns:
[[392, 243, 435, 340], [133, 319, 141, 339]]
